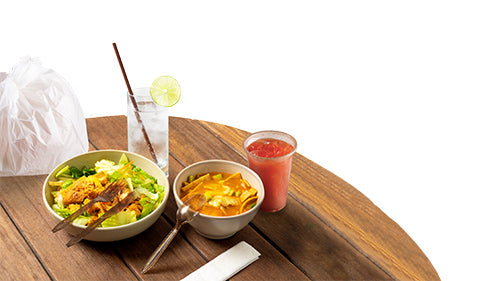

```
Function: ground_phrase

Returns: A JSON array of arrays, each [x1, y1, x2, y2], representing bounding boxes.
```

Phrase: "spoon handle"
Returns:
[[141, 223, 181, 274]]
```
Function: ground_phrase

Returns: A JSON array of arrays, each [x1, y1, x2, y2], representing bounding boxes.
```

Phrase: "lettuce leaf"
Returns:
[[52, 204, 71, 218], [134, 186, 159, 201], [100, 210, 137, 227], [139, 197, 155, 219], [73, 216, 91, 226], [131, 166, 156, 183]]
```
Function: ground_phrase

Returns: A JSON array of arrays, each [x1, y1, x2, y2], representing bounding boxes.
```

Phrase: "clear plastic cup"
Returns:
[[243, 131, 297, 212], [127, 87, 168, 175]]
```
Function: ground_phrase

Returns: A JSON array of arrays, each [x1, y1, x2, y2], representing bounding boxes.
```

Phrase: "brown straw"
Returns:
[[112, 43, 158, 164]]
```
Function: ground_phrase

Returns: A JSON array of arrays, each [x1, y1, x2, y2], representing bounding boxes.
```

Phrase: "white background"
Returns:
[[2, 1, 499, 280]]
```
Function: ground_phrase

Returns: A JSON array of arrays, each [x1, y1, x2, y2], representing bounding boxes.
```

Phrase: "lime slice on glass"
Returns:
[[150, 76, 181, 107]]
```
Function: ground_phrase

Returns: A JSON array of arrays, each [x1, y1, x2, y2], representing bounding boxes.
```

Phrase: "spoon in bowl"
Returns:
[[141, 193, 206, 274]]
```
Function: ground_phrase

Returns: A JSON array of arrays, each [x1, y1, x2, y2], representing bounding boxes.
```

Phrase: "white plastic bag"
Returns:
[[0, 57, 88, 176]]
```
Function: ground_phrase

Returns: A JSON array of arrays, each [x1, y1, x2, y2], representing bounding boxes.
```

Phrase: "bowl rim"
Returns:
[[42, 149, 169, 231], [173, 159, 264, 220]]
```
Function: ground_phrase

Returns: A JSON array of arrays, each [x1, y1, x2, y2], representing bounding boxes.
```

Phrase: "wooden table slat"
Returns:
[[0, 201, 51, 281]]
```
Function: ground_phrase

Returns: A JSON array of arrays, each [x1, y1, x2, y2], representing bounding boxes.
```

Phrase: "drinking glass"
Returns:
[[243, 131, 297, 212], [127, 87, 169, 175]]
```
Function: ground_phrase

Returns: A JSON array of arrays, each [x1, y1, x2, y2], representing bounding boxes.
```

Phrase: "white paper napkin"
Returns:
[[181, 241, 261, 281]]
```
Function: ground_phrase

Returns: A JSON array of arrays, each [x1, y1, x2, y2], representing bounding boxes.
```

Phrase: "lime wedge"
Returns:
[[150, 76, 181, 107]]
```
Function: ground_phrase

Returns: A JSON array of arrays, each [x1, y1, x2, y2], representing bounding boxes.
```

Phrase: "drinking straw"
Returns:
[[112, 43, 158, 164]]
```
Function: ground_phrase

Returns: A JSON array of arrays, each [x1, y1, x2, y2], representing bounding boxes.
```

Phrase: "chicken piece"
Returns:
[[87, 215, 100, 225], [68, 204, 80, 213], [87, 201, 107, 215], [93, 172, 109, 185], [60, 177, 104, 205], [208, 196, 239, 208], [126, 200, 143, 218], [61, 190, 87, 206]]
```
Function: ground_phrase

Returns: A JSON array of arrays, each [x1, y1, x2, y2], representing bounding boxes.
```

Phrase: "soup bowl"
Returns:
[[173, 159, 264, 239], [42, 150, 169, 242]]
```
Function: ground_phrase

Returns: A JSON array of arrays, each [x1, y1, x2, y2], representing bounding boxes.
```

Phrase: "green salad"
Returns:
[[49, 153, 165, 227]]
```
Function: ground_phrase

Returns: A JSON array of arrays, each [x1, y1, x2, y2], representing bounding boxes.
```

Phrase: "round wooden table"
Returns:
[[0, 115, 440, 280]]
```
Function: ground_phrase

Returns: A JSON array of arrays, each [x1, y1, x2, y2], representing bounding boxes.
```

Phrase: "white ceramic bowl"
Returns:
[[42, 150, 169, 242], [173, 159, 264, 239]]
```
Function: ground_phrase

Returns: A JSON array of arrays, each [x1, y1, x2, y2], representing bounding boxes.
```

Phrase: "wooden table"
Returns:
[[0, 116, 439, 281]]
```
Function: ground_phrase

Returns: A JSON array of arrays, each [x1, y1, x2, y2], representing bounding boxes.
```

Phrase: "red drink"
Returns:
[[243, 131, 297, 212]]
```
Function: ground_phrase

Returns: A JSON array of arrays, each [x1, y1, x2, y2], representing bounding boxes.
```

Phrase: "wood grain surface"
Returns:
[[0, 115, 440, 281]]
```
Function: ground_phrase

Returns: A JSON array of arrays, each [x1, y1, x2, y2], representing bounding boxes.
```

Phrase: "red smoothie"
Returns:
[[245, 135, 296, 212]]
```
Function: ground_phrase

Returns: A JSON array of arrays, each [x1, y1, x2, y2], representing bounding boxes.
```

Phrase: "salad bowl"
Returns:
[[42, 150, 169, 242]]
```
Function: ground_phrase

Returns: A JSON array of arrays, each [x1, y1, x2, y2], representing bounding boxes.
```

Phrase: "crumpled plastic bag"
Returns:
[[0, 57, 88, 176]]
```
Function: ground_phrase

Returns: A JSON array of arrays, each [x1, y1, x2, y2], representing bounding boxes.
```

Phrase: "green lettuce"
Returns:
[[101, 210, 137, 227], [73, 216, 91, 226], [52, 204, 72, 218], [139, 197, 156, 219]]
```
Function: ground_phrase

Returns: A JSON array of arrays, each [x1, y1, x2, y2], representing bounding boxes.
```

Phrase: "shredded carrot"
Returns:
[[117, 161, 134, 178], [118, 161, 133, 172]]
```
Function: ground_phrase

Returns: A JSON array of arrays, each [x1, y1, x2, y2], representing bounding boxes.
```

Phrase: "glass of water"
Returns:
[[127, 87, 169, 175]]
